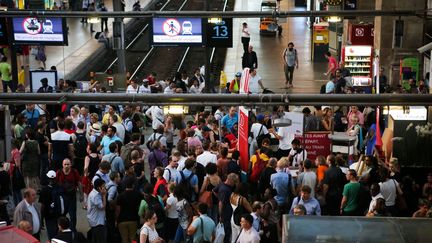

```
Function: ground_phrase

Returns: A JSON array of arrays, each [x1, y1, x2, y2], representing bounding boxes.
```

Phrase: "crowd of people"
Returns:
[[1, 99, 432, 243]]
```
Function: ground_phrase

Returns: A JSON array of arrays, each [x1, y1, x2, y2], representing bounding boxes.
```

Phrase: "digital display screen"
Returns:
[[0, 18, 8, 45], [152, 17, 202, 45], [12, 17, 68, 45], [206, 18, 232, 47]]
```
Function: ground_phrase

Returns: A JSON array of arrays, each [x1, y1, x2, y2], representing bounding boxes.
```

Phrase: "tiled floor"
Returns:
[[223, 0, 328, 93]]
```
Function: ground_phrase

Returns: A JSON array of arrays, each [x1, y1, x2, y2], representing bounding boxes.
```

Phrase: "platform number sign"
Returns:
[[206, 18, 232, 47]]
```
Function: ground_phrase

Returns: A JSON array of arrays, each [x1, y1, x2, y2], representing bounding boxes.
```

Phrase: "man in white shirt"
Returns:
[[13, 188, 42, 239], [368, 183, 384, 214], [236, 214, 260, 243], [109, 114, 125, 143], [163, 154, 179, 183], [164, 81, 176, 94], [288, 138, 307, 167], [145, 105, 164, 131], [248, 68, 265, 94], [196, 141, 217, 167], [137, 79, 151, 93], [249, 114, 268, 157], [214, 106, 225, 121], [126, 79, 138, 93]]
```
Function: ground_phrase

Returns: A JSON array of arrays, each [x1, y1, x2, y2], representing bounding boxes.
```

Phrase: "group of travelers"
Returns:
[[1, 97, 432, 243]]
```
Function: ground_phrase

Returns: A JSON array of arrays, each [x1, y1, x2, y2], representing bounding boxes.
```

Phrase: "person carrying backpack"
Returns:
[[175, 159, 199, 202], [138, 184, 166, 235], [72, 121, 89, 175], [230, 183, 252, 241], [283, 42, 299, 88], [39, 170, 66, 240], [120, 133, 143, 168]]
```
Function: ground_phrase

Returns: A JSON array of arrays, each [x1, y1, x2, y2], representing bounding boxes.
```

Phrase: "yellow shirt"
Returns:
[[102, 113, 122, 125]]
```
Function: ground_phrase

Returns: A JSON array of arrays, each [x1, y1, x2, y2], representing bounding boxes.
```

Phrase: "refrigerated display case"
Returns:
[[343, 45, 373, 88]]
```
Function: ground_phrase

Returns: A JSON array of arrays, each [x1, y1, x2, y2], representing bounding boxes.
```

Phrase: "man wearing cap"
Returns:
[[229, 72, 241, 94], [137, 79, 151, 93], [37, 78, 53, 93], [39, 170, 65, 240]]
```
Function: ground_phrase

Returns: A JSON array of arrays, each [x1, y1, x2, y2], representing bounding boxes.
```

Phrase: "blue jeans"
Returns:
[[174, 225, 187, 243]]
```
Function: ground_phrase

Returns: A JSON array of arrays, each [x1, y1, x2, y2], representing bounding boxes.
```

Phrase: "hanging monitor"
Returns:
[[11, 17, 68, 45], [151, 17, 203, 46]]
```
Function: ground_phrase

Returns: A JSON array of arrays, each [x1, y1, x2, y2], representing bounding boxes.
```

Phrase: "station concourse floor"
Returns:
[[223, 0, 328, 93]]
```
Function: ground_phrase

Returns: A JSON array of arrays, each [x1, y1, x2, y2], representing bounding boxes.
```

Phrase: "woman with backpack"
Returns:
[[230, 183, 252, 243], [82, 143, 101, 209]]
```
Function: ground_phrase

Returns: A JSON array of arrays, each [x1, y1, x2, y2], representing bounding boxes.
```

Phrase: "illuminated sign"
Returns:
[[12, 17, 68, 45]]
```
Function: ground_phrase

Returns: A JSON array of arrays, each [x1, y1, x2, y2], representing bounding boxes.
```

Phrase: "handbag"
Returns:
[[214, 222, 225, 243], [199, 191, 213, 208]]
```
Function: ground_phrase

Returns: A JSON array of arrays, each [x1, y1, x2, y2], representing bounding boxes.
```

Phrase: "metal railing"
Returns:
[[0, 93, 431, 106], [0, 10, 422, 18]]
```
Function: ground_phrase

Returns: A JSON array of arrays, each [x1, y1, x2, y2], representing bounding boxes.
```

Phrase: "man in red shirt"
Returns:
[[324, 51, 338, 79], [56, 158, 83, 231]]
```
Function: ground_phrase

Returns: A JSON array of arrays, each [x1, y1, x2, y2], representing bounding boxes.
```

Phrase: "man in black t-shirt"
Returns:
[[116, 177, 142, 243], [213, 173, 238, 243]]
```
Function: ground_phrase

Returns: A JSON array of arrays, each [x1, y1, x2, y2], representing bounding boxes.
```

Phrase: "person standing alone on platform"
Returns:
[[241, 22, 251, 53], [242, 45, 258, 69], [283, 42, 299, 88]]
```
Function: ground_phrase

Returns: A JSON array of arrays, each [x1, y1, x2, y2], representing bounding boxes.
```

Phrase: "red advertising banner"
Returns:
[[238, 106, 249, 171], [296, 132, 331, 161]]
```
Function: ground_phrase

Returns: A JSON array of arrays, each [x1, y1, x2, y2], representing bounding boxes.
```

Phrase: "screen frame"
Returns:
[[29, 70, 58, 93], [150, 17, 204, 47], [11, 17, 68, 46]]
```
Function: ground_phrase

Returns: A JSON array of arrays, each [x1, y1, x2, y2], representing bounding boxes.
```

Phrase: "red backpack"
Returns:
[[250, 152, 265, 183]]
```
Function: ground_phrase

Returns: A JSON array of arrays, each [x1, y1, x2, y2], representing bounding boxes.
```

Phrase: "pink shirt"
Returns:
[[348, 110, 365, 128]]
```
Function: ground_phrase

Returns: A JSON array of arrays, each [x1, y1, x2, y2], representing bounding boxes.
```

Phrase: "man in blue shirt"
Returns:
[[289, 185, 321, 215], [22, 104, 40, 128], [187, 203, 216, 242], [221, 106, 238, 133], [175, 159, 198, 200], [87, 178, 107, 243], [99, 126, 121, 155], [270, 160, 295, 213]]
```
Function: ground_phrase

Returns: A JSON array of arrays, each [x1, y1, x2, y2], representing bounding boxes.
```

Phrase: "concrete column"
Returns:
[[112, 0, 126, 76], [374, 0, 425, 86]]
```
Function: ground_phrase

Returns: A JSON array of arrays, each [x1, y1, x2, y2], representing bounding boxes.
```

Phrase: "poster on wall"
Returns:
[[238, 106, 249, 171]]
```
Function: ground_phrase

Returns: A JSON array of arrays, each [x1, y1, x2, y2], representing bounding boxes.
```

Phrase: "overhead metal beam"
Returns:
[[0, 93, 432, 106], [0, 10, 422, 18]]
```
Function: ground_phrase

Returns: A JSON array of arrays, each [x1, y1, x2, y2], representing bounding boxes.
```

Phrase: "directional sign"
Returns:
[[206, 18, 233, 47]]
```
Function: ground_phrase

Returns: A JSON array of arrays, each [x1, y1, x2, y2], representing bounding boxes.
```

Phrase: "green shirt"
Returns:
[[0, 62, 11, 81], [342, 182, 360, 213]]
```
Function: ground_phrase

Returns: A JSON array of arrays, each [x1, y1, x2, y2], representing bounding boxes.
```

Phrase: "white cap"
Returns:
[[46, 170, 56, 179]]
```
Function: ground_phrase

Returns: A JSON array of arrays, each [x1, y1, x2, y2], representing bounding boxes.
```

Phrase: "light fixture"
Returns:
[[327, 16, 342, 23], [272, 118, 292, 127], [163, 105, 189, 115], [208, 18, 223, 24], [88, 17, 101, 24]]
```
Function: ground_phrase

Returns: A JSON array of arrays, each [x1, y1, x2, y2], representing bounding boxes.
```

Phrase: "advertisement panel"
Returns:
[[152, 17, 202, 45], [296, 132, 331, 161], [12, 17, 67, 45], [0, 18, 8, 45], [238, 106, 249, 171]]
